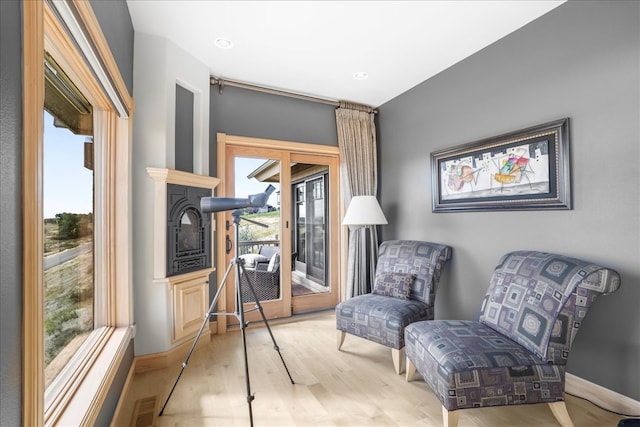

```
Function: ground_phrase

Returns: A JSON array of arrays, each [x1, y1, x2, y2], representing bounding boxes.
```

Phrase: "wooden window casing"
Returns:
[[23, 1, 134, 425]]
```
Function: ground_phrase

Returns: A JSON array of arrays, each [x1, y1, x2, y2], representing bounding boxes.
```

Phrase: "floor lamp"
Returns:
[[342, 195, 388, 292]]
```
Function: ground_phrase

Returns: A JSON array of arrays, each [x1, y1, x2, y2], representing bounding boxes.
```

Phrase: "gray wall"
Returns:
[[0, 1, 135, 425], [209, 85, 338, 176], [175, 84, 194, 172], [378, 0, 639, 399], [89, 0, 134, 96], [95, 341, 134, 426], [1, 1, 23, 425]]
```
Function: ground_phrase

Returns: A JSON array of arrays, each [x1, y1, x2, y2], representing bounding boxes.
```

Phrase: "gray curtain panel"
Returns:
[[336, 101, 379, 298]]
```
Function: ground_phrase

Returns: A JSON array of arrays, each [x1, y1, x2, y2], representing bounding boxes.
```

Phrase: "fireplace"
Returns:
[[147, 168, 220, 343], [167, 184, 212, 277]]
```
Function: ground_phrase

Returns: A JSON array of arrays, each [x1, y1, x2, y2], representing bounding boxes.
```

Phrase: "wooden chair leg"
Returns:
[[405, 356, 416, 381], [442, 405, 459, 427], [337, 330, 346, 350], [548, 401, 575, 427], [391, 347, 404, 374]]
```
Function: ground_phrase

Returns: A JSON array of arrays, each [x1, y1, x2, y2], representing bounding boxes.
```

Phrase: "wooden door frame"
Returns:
[[223, 144, 292, 325], [215, 133, 341, 332]]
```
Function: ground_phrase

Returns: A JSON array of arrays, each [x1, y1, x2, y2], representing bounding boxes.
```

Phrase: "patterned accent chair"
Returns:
[[336, 240, 452, 374], [404, 250, 621, 427]]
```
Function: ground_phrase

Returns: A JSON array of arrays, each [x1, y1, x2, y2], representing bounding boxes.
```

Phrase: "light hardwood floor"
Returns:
[[114, 311, 626, 426]]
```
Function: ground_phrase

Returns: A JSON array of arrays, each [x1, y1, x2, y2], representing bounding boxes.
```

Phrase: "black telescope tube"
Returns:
[[200, 184, 276, 213], [200, 196, 250, 213]]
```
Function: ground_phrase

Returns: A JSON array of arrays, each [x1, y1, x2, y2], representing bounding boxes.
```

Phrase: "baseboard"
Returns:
[[134, 329, 212, 373], [566, 373, 640, 416]]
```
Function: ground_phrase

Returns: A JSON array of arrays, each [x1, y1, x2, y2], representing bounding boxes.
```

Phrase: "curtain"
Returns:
[[336, 101, 379, 298]]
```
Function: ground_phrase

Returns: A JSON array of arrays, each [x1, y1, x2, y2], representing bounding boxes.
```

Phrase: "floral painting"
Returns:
[[431, 119, 571, 211]]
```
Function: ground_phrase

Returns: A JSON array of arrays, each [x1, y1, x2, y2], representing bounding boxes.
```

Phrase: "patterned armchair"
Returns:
[[405, 250, 621, 427], [335, 240, 452, 374]]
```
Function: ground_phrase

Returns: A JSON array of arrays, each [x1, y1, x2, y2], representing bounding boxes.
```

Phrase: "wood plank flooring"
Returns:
[[114, 311, 627, 426]]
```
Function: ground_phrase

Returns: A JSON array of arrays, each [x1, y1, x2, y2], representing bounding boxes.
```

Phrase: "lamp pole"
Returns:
[[343, 195, 388, 295]]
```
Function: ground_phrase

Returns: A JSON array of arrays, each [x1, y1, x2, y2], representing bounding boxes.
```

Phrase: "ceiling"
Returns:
[[126, 1, 565, 108]]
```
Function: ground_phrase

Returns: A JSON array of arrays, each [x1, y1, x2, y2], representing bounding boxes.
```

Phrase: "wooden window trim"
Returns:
[[23, 2, 45, 425], [23, 1, 134, 426]]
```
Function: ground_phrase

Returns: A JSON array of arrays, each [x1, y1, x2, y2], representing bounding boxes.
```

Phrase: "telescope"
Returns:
[[162, 182, 294, 423], [200, 184, 275, 213]]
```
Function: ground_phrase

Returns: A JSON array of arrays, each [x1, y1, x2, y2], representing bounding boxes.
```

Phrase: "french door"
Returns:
[[216, 134, 339, 328]]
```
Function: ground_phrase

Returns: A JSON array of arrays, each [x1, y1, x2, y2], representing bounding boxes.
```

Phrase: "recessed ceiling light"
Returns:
[[215, 38, 233, 49], [353, 72, 368, 80]]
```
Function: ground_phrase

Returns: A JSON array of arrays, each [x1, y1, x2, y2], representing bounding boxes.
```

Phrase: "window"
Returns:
[[23, 1, 133, 425], [42, 52, 96, 390], [43, 109, 95, 387]]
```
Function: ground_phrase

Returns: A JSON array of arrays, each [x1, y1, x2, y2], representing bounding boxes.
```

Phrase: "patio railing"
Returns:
[[238, 239, 280, 256]]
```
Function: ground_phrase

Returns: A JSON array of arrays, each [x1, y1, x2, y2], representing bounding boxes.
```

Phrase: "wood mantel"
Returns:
[[146, 168, 220, 343], [147, 167, 221, 189]]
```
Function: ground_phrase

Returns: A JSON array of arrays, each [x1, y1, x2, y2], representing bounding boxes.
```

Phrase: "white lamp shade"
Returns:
[[343, 195, 388, 225]]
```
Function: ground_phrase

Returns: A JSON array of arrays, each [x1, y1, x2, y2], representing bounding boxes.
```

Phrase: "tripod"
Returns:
[[159, 209, 295, 425]]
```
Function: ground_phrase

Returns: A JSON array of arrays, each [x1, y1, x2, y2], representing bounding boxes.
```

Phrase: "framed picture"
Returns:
[[431, 118, 571, 212]]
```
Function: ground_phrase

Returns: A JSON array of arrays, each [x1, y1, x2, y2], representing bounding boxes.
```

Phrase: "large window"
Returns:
[[23, 2, 133, 425], [43, 52, 96, 389], [43, 107, 95, 387]]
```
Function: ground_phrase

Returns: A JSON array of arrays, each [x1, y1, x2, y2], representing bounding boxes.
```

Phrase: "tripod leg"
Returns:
[[239, 264, 295, 385], [159, 262, 234, 416], [236, 264, 255, 426]]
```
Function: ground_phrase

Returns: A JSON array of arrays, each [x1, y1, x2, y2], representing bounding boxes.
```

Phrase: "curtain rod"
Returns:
[[210, 77, 378, 114]]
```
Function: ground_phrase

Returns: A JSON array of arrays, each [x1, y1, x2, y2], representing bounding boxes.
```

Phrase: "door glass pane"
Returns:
[[291, 164, 329, 297], [234, 157, 281, 303], [307, 177, 326, 282], [43, 83, 94, 388], [295, 184, 306, 264]]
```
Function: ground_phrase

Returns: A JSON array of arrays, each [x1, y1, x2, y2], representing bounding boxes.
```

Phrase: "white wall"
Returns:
[[132, 33, 211, 355]]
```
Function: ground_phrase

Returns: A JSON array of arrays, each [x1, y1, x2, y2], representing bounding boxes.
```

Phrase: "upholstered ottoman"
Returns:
[[405, 320, 566, 410]]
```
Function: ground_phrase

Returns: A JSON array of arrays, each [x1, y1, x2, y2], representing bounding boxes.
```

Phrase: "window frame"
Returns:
[[23, 1, 134, 425]]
